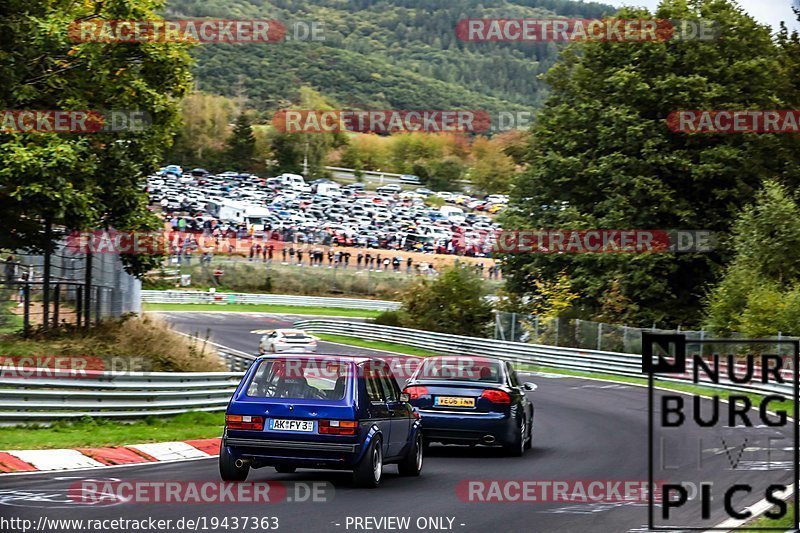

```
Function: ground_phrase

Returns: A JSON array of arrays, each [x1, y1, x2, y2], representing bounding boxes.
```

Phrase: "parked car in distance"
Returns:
[[220, 355, 424, 487], [403, 356, 535, 456], [259, 329, 319, 354], [376, 184, 402, 194], [400, 174, 421, 184]]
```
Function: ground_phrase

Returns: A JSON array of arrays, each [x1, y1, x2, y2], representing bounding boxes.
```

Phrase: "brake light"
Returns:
[[225, 415, 265, 430], [318, 419, 357, 435], [403, 386, 429, 400], [481, 389, 511, 404]]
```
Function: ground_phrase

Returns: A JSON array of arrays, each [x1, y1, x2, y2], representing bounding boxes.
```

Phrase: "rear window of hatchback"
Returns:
[[245, 358, 351, 401]]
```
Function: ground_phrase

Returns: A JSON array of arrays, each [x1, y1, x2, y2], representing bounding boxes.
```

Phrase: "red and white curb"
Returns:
[[0, 438, 221, 473]]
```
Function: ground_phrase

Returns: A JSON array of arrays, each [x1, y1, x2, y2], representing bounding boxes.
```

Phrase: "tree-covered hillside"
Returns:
[[165, 0, 616, 114]]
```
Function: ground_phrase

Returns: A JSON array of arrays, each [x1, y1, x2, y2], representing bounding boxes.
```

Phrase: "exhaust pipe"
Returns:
[[482, 435, 496, 444], [235, 459, 250, 468]]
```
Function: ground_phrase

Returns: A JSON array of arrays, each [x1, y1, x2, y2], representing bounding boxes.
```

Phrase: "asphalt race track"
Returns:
[[0, 312, 794, 533]]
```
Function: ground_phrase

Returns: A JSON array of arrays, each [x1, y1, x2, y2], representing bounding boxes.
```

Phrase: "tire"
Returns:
[[353, 436, 383, 488], [524, 412, 533, 450], [398, 433, 423, 477], [504, 418, 526, 457], [274, 465, 296, 474], [219, 445, 249, 481]]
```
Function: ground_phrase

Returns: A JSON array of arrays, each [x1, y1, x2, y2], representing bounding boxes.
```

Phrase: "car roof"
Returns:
[[254, 353, 375, 365]]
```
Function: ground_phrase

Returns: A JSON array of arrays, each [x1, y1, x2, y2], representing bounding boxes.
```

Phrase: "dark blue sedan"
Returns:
[[220, 355, 423, 488], [403, 356, 536, 456]]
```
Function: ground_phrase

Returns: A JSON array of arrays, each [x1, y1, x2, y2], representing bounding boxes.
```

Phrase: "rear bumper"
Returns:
[[274, 345, 318, 353], [223, 436, 361, 468], [417, 410, 516, 444]]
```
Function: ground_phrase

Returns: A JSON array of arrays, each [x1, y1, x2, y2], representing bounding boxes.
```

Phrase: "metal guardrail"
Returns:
[[142, 290, 401, 311], [0, 338, 258, 423], [294, 319, 794, 397], [0, 371, 243, 422]]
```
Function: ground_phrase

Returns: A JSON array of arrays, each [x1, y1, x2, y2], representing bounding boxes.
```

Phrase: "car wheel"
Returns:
[[353, 436, 382, 488], [524, 412, 533, 450], [219, 445, 249, 481], [504, 418, 526, 457], [398, 433, 423, 477], [274, 465, 296, 474]]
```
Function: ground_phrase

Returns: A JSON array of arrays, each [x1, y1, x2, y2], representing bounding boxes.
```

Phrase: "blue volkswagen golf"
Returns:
[[220, 355, 423, 488]]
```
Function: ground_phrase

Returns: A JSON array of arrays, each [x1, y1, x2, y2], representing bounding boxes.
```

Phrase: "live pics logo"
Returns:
[[642, 333, 799, 530]]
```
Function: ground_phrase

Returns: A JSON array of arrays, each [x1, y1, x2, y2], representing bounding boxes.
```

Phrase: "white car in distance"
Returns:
[[259, 329, 319, 354]]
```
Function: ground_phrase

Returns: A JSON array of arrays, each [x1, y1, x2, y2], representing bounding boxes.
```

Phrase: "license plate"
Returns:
[[269, 419, 314, 432], [435, 396, 475, 408]]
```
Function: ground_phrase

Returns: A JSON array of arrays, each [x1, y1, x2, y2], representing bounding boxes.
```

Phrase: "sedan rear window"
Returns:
[[417, 359, 503, 383], [283, 333, 312, 341], [246, 359, 348, 400]]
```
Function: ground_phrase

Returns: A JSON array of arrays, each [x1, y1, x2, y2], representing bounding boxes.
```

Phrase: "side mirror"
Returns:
[[399, 393, 411, 403], [522, 382, 537, 392]]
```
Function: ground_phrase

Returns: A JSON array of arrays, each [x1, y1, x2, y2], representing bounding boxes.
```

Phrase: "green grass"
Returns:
[[143, 302, 382, 318], [0, 299, 23, 334], [315, 333, 443, 357], [742, 506, 795, 530], [0, 411, 225, 450]]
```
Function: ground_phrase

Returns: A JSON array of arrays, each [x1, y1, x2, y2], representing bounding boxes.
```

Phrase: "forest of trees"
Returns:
[[165, 0, 616, 114]]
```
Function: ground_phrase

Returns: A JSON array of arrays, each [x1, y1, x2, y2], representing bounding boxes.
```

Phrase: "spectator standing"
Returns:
[[357, 252, 363, 269], [4, 256, 16, 288], [297, 249, 304, 265], [406, 257, 412, 273]]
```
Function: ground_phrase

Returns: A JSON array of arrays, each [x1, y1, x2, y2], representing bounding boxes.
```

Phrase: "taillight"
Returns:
[[481, 389, 511, 404], [318, 420, 357, 435], [225, 415, 265, 430], [403, 386, 429, 400]]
